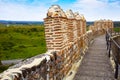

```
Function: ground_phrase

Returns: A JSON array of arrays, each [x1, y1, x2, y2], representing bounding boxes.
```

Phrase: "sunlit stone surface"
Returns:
[[65, 9, 75, 19], [47, 5, 66, 18]]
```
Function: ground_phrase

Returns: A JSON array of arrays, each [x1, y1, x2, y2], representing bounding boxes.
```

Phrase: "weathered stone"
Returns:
[[65, 9, 75, 19], [0, 4, 114, 80], [47, 5, 66, 18]]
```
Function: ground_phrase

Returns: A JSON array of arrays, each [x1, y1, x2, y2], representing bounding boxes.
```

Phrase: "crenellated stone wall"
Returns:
[[0, 5, 114, 80], [44, 5, 86, 51], [88, 19, 113, 37]]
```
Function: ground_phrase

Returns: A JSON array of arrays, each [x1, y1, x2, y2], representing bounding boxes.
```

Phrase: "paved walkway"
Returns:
[[73, 35, 115, 80]]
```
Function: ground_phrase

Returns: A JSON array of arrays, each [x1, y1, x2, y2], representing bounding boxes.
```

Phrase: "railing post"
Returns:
[[106, 30, 111, 57], [106, 31, 109, 50], [115, 61, 118, 79], [115, 48, 120, 79], [108, 39, 111, 57], [115, 59, 118, 79]]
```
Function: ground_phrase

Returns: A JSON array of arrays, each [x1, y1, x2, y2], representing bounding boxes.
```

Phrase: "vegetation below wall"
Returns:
[[0, 23, 119, 60], [114, 27, 120, 32], [0, 24, 46, 60]]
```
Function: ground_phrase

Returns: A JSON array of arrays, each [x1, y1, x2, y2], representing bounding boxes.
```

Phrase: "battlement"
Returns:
[[0, 5, 113, 80]]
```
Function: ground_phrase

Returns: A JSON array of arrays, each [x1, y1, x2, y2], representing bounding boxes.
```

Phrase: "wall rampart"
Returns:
[[0, 5, 113, 80]]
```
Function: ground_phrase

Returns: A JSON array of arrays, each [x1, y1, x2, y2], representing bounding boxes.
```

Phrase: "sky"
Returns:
[[0, 0, 120, 21]]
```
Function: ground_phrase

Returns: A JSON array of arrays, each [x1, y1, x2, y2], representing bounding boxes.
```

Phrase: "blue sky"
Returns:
[[0, 0, 120, 21]]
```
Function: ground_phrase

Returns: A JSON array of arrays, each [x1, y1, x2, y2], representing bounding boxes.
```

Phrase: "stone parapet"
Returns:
[[0, 5, 114, 80]]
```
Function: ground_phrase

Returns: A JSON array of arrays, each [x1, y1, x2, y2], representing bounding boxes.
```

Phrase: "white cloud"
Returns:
[[73, 0, 106, 10], [0, 0, 60, 21], [109, 1, 120, 8], [0, 0, 119, 21], [52, 0, 59, 2], [0, 0, 49, 21], [72, 0, 120, 21]]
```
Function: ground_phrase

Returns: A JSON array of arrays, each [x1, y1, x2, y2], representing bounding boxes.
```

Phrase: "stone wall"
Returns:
[[88, 19, 113, 37], [0, 5, 113, 80], [93, 19, 114, 35]]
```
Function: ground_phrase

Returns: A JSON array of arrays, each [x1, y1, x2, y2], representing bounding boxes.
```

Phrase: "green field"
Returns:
[[114, 27, 120, 32], [0, 24, 119, 60], [0, 24, 46, 60]]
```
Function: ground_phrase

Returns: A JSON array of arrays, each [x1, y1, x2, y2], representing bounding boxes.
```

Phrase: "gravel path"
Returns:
[[73, 35, 115, 80]]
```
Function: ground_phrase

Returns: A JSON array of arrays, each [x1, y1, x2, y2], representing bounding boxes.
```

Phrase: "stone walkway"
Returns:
[[73, 35, 115, 80]]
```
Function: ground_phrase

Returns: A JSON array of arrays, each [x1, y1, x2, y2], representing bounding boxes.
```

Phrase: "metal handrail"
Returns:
[[106, 29, 120, 79], [107, 31, 120, 49]]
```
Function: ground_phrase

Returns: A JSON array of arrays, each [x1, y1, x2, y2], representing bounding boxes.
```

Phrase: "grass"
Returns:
[[0, 24, 47, 60], [114, 27, 120, 32], [0, 65, 12, 73]]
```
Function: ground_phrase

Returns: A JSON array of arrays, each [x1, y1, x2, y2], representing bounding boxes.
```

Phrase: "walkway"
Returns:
[[73, 35, 115, 80]]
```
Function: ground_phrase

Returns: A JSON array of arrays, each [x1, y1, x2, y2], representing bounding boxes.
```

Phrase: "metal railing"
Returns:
[[106, 29, 120, 79]]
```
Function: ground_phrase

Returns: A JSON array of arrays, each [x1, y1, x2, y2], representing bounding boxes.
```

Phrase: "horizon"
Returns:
[[0, 0, 120, 21], [0, 20, 120, 22]]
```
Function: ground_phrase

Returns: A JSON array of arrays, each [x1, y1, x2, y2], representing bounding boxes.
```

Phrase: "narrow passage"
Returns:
[[74, 35, 114, 80]]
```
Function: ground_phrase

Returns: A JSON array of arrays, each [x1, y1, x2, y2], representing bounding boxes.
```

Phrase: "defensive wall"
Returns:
[[0, 5, 113, 80]]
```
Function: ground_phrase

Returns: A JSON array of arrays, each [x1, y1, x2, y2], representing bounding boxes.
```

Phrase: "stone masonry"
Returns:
[[0, 5, 114, 80]]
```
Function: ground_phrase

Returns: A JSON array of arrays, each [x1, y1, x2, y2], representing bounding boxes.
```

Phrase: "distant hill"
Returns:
[[0, 20, 43, 25], [0, 20, 119, 27], [86, 21, 94, 27], [0, 20, 93, 26], [113, 21, 120, 27]]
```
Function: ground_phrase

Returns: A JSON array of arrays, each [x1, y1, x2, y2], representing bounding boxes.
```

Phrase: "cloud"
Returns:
[[0, 0, 55, 21], [73, 0, 107, 10], [73, 0, 120, 10], [71, 0, 120, 21], [96, 0, 120, 3], [0, 0, 119, 21], [109, 1, 120, 8], [52, 0, 59, 2]]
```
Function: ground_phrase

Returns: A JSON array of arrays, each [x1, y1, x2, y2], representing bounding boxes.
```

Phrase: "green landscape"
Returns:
[[114, 27, 120, 32], [0, 24, 46, 60], [0, 22, 120, 73], [0, 23, 119, 60]]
